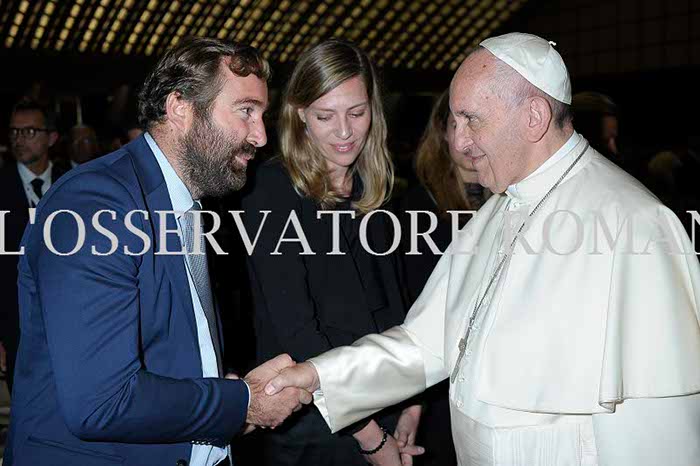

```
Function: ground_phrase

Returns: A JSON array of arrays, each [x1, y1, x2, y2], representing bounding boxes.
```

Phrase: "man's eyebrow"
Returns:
[[232, 98, 267, 109]]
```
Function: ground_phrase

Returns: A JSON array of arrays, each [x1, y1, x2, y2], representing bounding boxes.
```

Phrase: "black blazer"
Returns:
[[241, 159, 408, 365], [0, 162, 67, 345]]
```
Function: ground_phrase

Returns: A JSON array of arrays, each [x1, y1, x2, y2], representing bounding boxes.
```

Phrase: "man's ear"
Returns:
[[48, 131, 59, 148], [524, 96, 552, 143], [165, 91, 193, 132]]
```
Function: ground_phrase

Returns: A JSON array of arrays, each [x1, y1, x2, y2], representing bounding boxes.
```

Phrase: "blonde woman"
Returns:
[[242, 39, 423, 466]]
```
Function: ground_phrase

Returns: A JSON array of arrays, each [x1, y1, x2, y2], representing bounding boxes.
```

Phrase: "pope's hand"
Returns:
[[264, 361, 321, 396], [244, 354, 313, 429]]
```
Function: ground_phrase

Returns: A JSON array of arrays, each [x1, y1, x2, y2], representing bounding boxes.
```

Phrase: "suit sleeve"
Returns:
[[241, 166, 333, 361], [310, 249, 452, 432], [28, 173, 248, 445]]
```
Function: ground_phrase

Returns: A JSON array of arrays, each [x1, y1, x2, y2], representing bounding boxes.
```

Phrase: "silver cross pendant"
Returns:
[[450, 334, 470, 383]]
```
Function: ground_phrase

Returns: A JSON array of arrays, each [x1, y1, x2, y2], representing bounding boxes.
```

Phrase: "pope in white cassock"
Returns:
[[265, 32, 700, 466]]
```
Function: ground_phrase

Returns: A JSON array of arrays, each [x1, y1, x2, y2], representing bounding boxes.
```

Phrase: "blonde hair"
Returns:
[[415, 90, 473, 218], [279, 39, 393, 213]]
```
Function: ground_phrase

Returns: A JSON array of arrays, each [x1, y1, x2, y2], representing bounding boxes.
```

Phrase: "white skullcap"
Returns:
[[480, 32, 571, 104]]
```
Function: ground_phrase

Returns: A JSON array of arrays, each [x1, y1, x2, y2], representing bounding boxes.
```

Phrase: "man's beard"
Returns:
[[180, 115, 256, 198]]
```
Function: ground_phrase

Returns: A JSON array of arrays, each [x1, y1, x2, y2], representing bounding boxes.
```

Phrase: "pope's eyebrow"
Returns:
[[456, 110, 477, 119]]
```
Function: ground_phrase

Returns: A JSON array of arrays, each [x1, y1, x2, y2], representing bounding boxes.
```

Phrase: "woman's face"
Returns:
[[298, 76, 371, 175], [445, 113, 478, 182]]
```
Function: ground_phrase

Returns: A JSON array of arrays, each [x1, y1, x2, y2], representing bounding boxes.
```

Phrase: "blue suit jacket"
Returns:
[[5, 136, 249, 466]]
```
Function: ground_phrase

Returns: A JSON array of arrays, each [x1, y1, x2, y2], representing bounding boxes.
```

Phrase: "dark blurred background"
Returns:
[[0, 0, 698, 169]]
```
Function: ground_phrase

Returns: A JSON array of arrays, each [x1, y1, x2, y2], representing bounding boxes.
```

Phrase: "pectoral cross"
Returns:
[[450, 315, 476, 383], [448, 143, 589, 386]]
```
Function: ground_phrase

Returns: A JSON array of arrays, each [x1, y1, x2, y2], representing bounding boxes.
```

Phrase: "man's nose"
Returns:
[[247, 120, 267, 148]]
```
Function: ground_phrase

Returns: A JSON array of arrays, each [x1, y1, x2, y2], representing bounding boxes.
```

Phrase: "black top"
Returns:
[[241, 159, 408, 364]]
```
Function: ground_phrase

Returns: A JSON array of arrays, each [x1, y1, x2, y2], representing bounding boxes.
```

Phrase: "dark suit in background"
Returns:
[[0, 161, 67, 392], [241, 159, 408, 466]]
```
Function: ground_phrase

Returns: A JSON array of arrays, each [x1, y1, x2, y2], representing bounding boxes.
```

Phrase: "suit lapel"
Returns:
[[126, 136, 199, 343]]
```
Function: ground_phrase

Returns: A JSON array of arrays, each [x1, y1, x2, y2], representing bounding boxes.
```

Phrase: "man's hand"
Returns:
[[394, 405, 424, 466], [244, 354, 313, 429], [264, 361, 320, 395], [225, 373, 255, 434]]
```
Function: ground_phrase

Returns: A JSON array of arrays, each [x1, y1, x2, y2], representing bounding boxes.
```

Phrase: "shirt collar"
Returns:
[[17, 159, 52, 186], [144, 132, 194, 218], [505, 132, 585, 202]]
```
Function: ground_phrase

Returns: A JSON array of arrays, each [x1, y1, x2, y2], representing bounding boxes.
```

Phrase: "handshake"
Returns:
[[237, 355, 425, 465], [235, 354, 320, 431]]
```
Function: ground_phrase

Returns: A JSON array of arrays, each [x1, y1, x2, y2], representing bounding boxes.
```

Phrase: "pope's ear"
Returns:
[[524, 96, 552, 142], [164, 91, 194, 132]]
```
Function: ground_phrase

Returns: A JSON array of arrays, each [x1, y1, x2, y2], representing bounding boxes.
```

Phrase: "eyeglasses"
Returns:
[[9, 127, 50, 140]]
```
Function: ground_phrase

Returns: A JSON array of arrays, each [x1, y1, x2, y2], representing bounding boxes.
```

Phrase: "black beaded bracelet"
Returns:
[[357, 426, 388, 455]]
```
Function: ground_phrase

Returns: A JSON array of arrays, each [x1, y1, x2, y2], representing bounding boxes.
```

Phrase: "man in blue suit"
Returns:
[[5, 38, 311, 466]]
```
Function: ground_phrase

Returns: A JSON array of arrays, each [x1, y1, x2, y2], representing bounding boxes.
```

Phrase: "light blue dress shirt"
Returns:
[[145, 132, 227, 466]]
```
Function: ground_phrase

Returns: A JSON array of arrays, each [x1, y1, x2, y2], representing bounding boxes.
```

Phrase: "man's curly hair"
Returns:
[[138, 37, 270, 131]]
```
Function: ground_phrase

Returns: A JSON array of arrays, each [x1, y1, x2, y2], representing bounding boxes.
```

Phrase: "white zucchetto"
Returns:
[[480, 32, 572, 104]]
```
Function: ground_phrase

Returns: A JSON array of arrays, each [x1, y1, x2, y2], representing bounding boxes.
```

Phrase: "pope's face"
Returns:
[[449, 51, 525, 193]]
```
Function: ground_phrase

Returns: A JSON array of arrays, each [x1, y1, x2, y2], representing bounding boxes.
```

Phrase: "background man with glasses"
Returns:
[[0, 99, 67, 394]]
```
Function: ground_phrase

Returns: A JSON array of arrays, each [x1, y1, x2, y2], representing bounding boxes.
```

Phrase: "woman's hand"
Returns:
[[353, 420, 402, 466]]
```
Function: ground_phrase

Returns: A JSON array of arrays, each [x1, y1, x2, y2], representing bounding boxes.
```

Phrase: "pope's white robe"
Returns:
[[309, 133, 700, 465]]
